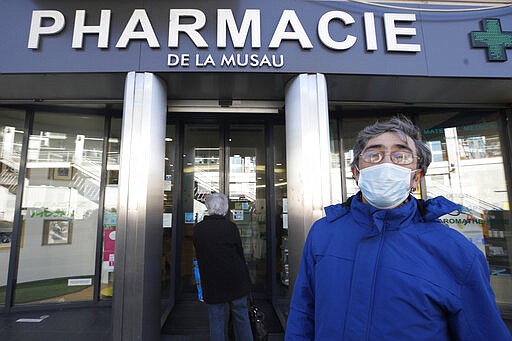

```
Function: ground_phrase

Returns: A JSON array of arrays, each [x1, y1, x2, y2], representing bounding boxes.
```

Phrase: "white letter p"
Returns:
[[28, 10, 65, 49]]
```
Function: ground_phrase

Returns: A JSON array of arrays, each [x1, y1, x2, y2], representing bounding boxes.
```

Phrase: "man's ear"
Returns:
[[415, 169, 424, 181], [351, 165, 359, 181], [411, 169, 424, 190]]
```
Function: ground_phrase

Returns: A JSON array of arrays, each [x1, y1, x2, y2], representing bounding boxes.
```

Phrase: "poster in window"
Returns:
[[103, 229, 116, 272], [185, 212, 195, 224], [42, 219, 72, 245], [232, 210, 244, 221]]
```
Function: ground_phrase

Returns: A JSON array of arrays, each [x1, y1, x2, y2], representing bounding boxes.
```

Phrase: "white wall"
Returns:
[[0, 182, 98, 286], [16, 211, 97, 284]]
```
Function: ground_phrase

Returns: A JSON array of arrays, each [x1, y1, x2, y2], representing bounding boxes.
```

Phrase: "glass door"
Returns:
[[227, 124, 266, 292], [176, 123, 268, 296], [179, 124, 221, 295]]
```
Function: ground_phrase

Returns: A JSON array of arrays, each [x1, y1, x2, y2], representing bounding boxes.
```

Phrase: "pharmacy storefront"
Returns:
[[0, 0, 511, 339]]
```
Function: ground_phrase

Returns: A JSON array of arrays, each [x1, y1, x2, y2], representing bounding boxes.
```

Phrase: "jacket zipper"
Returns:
[[364, 217, 386, 340]]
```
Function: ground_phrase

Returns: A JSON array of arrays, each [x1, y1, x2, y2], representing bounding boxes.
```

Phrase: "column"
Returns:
[[112, 72, 166, 340], [285, 73, 332, 291]]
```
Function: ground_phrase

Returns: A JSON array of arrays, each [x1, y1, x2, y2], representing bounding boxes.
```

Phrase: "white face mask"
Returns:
[[357, 163, 418, 209]]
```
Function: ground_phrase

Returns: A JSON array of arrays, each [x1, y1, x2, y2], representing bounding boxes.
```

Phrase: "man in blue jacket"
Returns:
[[285, 116, 511, 340]]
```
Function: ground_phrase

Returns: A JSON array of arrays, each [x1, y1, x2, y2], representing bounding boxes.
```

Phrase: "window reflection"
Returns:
[[419, 112, 511, 306], [329, 119, 343, 205], [181, 125, 220, 294], [100, 118, 121, 300], [228, 125, 266, 291], [341, 111, 511, 307], [0, 109, 25, 305], [275, 125, 289, 300], [16, 112, 104, 305], [162, 124, 175, 298]]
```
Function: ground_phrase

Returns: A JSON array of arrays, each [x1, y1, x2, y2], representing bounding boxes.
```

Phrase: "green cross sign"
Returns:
[[470, 18, 512, 62]]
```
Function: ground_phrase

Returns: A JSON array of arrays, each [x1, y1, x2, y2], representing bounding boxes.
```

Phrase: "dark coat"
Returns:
[[192, 214, 251, 304]]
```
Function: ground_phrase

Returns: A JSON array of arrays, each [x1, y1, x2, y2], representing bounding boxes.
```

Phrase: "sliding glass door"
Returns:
[[176, 122, 269, 296]]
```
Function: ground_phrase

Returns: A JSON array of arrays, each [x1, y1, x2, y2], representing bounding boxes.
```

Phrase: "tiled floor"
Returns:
[[162, 299, 284, 340]]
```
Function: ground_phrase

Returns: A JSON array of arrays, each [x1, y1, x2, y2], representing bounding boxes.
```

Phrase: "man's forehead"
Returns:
[[365, 132, 415, 150]]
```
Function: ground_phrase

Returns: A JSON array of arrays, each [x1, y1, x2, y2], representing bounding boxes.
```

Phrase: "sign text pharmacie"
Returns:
[[28, 9, 423, 69]]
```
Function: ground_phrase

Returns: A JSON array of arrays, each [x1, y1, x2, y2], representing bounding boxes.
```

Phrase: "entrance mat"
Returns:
[[162, 299, 284, 335], [162, 300, 209, 335]]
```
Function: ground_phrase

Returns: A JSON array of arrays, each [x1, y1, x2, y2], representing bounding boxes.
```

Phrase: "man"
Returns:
[[193, 193, 254, 341], [285, 116, 511, 340]]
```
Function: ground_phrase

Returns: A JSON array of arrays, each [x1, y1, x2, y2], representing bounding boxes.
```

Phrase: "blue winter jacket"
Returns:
[[285, 194, 511, 340]]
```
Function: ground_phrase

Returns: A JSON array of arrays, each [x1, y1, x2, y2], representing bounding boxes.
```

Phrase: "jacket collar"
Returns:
[[351, 193, 417, 233], [203, 214, 227, 220], [324, 192, 460, 233]]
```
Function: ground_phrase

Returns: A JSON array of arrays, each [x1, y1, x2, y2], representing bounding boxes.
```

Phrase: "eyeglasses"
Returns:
[[360, 150, 419, 165]]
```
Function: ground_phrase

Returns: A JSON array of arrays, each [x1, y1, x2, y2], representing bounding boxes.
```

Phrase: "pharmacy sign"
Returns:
[[470, 18, 512, 62]]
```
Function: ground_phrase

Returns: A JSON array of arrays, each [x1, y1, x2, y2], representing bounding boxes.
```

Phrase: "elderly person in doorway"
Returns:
[[285, 116, 511, 340], [192, 192, 254, 341]]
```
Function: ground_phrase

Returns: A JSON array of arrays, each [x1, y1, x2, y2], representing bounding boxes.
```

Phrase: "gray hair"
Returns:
[[205, 193, 229, 216], [349, 116, 432, 174]]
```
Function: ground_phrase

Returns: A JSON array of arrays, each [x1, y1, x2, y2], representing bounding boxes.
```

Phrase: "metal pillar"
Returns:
[[284, 73, 332, 291], [112, 72, 167, 340]]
